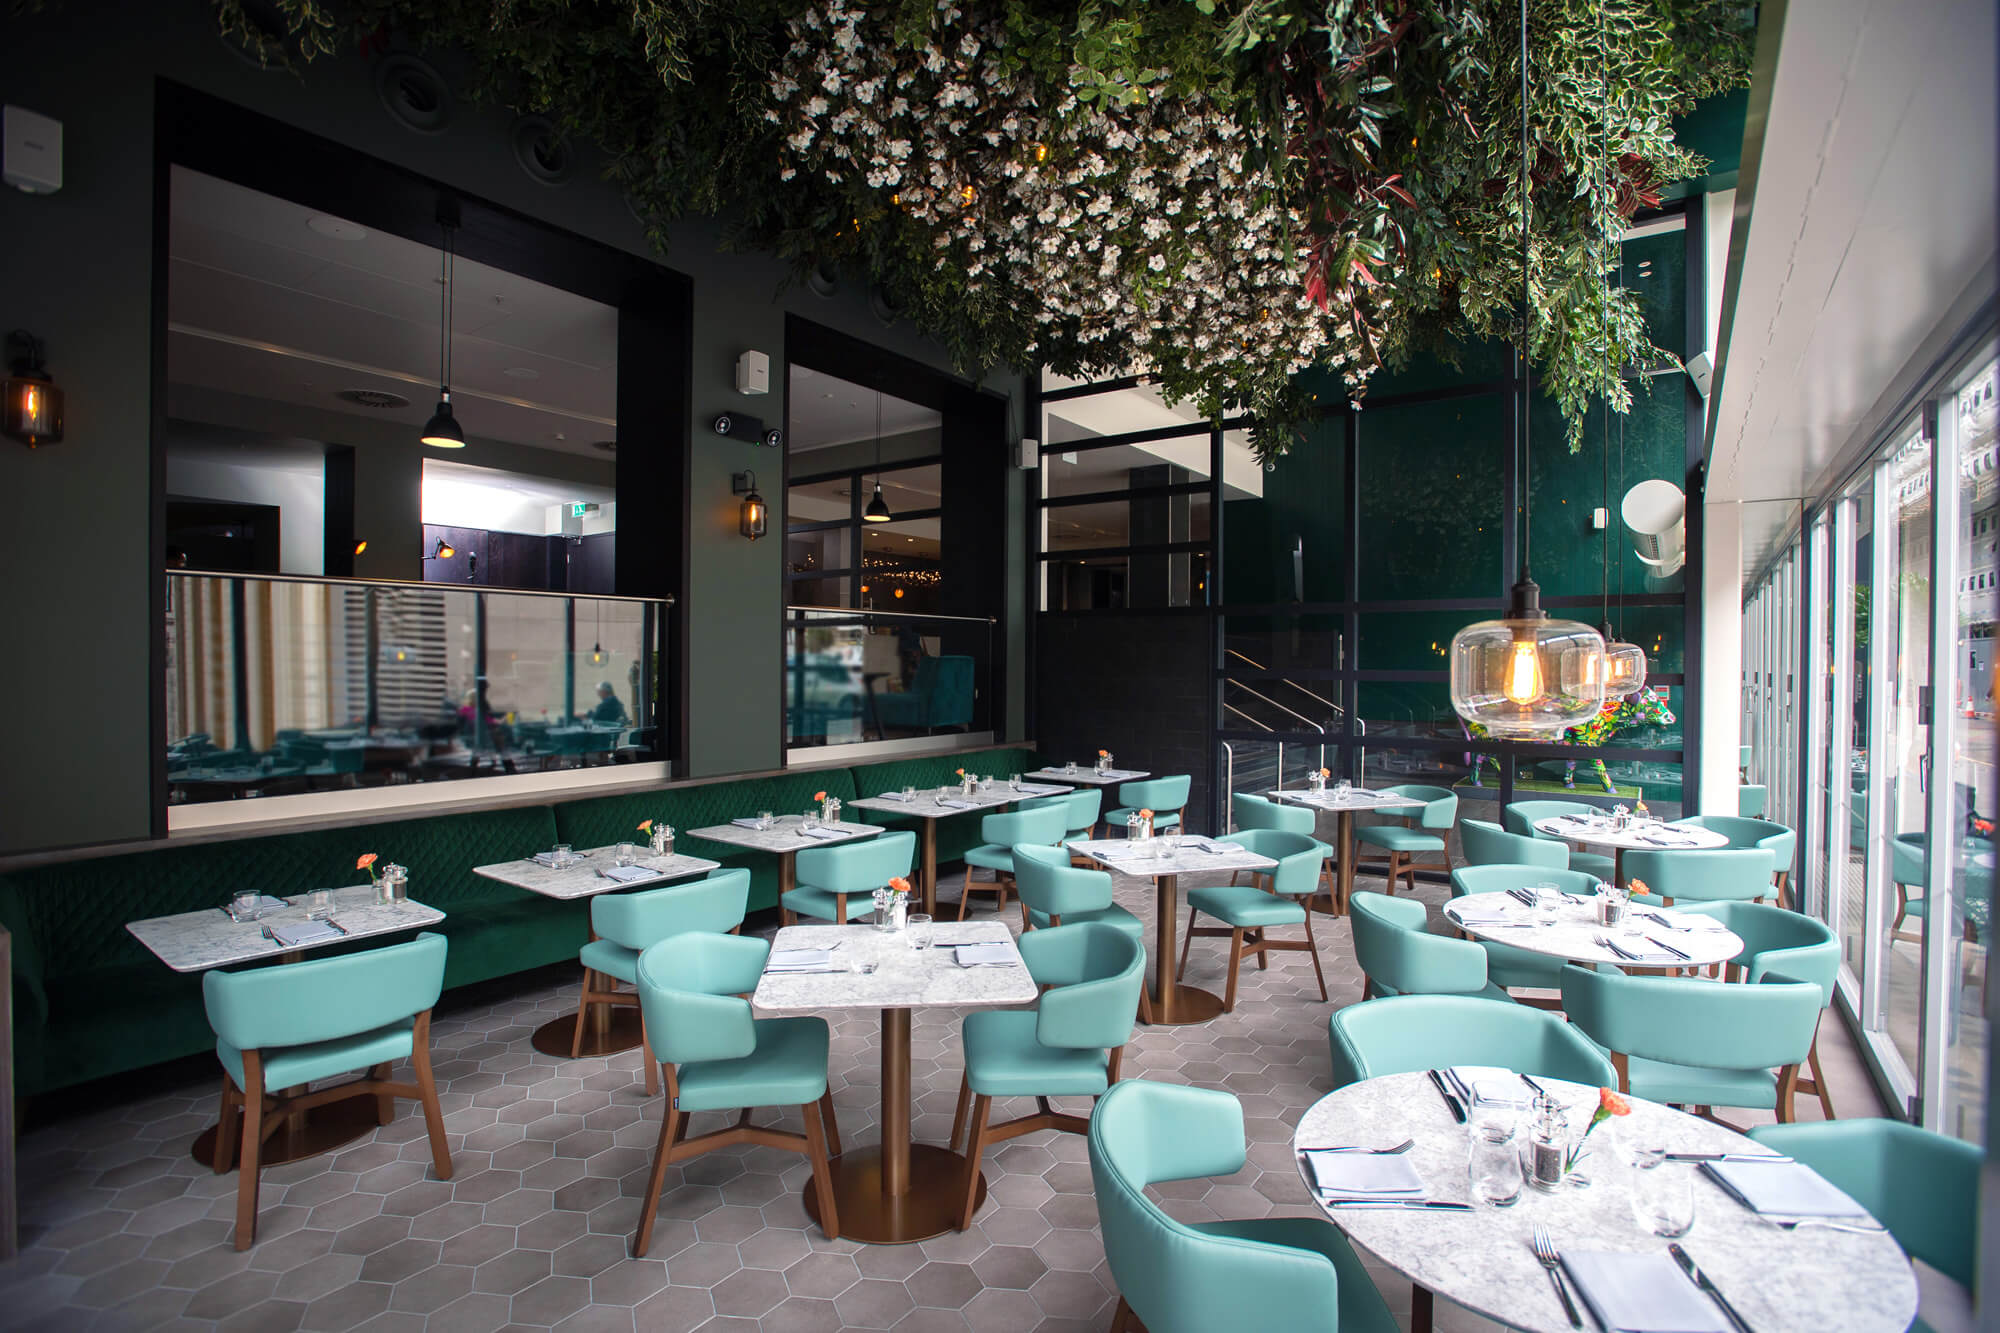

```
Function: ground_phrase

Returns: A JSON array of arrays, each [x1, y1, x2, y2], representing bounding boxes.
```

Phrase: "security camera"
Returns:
[[714, 412, 767, 440], [762, 428, 784, 449]]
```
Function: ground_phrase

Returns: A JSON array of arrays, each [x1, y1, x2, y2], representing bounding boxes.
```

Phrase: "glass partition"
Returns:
[[165, 572, 667, 804], [784, 607, 993, 750]]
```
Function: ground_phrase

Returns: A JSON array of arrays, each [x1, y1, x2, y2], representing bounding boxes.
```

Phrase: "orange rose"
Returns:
[[355, 853, 378, 870], [813, 791, 826, 803], [1626, 878, 1650, 898], [1319, 767, 1331, 778], [1097, 749, 1108, 757], [1139, 808, 1154, 819], [887, 876, 911, 894], [1598, 1088, 1632, 1117], [955, 768, 966, 777], [637, 819, 653, 833]]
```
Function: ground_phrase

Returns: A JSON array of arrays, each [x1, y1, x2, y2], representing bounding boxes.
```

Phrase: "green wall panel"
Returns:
[[1359, 394, 1507, 601], [1222, 411, 1345, 607]]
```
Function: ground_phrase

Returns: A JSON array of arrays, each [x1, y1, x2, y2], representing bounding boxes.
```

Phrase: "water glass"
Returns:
[[757, 811, 774, 830], [306, 888, 335, 920], [1469, 1085, 1522, 1143], [906, 912, 933, 949], [1009, 775, 1022, 792], [1533, 883, 1562, 924], [801, 811, 819, 832], [1468, 1132, 1525, 1207], [554, 843, 574, 867], [231, 890, 262, 921], [902, 785, 916, 800], [616, 842, 639, 867], [1064, 760, 1078, 774], [1162, 832, 1183, 858], [1627, 1150, 1697, 1237], [1334, 779, 1352, 798], [980, 774, 993, 790]]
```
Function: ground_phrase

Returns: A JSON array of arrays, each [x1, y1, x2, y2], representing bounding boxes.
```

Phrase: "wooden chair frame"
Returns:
[[1175, 869, 1330, 1012], [1356, 844, 1448, 897], [633, 1063, 842, 1256], [949, 1046, 1124, 1230], [214, 1009, 451, 1250], [957, 865, 1013, 920], [1605, 1048, 1802, 1129]]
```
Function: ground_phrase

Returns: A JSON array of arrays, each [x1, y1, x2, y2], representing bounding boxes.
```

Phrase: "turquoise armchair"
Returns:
[[1354, 784, 1456, 894], [204, 931, 452, 1249], [1106, 775, 1193, 833], [1089, 1080, 1398, 1333], [1233, 792, 1316, 836], [1447, 865, 1600, 998], [1347, 891, 1508, 1002], [576, 868, 751, 1094], [1748, 1118, 1981, 1323], [1180, 829, 1330, 1010], [783, 830, 916, 926], [1738, 784, 1768, 817], [1671, 813, 1796, 903], [961, 803, 1069, 919], [632, 932, 840, 1255], [1503, 800, 1617, 880], [1013, 842, 1155, 1024], [1683, 900, 1841, 1120], [1026, 788, 1103, 843], [1327, 993, 1617, 1090], [1621, 847, 1776, 905], [870, 654, 975, 733], [1559, 962, 1824, 1121], [952, 922, 1144, 1228], [1459, 817, 1571, 870]]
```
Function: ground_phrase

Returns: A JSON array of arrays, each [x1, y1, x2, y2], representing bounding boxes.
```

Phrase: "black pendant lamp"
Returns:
[[863, 393, 891, 522], [421, 208, 466, 449]]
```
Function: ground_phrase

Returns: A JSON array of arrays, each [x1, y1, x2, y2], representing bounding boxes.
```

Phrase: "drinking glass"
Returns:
[[906, 913, 933, 949], [1334, 779, 1352, 798], [1627, 1150, 1696, 1237], [1163, 832, 1183, 858], [1009, 775, 1022, 792], [1533, 883, 1562, 925], [980, 774, 993, 790], [231, 890, 261, 921], [902, 785, 916, 800], [306, 888, 335, 920], [1064, 760, 1078, 774], [801, 811, 819, 832], [757, 811, 774, 830], [1469, 1085, 1522, 1143], [616, 842, 639, 867], [554, 843, 574, 867], [1468, 1132, 1524, 1207]]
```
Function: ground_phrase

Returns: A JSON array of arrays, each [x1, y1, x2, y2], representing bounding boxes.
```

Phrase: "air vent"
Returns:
[[512, 116, 575, 186], [592, 440, 618, 454], [375, 53, 454, 135], [337, 389, 412, 409]]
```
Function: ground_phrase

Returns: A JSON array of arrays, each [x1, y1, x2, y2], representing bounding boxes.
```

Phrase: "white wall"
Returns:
[[165, 453, 326, 575], [1699, 499, 1744, 813]]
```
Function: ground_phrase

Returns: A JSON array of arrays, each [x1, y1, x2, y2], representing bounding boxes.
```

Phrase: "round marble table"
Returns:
[[1533, 816, 1730, 886], [1444, 892, 1744, 969], [1293, 1072, 1918, 1333]]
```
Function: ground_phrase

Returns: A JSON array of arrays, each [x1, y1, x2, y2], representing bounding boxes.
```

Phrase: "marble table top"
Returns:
[[472, 846, 720, 900], [849, 781, 1068, 818], [1022, 767, 1149, 787], [1270, 787, 1426, 813], [751, 921, 1039, 1013], [686, 816, 882, 854], [1444, 891, 1745, 968], [1072, 835, 1277, 878], [1534, 816, 1731, 853], [127, 885, 444, 973], [1294, 1072, 1916, 1333]]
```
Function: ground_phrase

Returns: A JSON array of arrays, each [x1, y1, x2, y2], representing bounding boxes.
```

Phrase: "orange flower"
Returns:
[[355, 853, 378, 870], [1626, 878, 1650, 898], [1139, 808, 1154, 819], [1097, 749, 1108, 757], [1598, 1088, 1632, 1117], [955, 768, 966, 777], [637, 819, 653, 833], [1319, 767, 1331, 779], [813, 791, 827, 803], [887, 876, 911, 894]]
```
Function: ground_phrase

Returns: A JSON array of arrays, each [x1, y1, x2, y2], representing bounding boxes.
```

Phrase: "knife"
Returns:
[[1427, 1070, 1468, 1123], [1664, 1152, 1793, 1164], [1443, 1066, 1475, 1107], [1668, 1243, 1754, 1333], [1645, 934, 1692, 961], [1520, 1073, 1548, 1097], [1322, 1198, 1474, 1211]]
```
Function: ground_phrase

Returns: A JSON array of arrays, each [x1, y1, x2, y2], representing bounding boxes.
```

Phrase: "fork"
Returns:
[[1531, 1224, 1584, 1328], [1299, 1138, 1415, 1155], [1594, 932, 1642, 962]]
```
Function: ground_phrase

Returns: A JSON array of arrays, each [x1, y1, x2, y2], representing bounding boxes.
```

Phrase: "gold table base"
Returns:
[[803, 1144, 987, 1244], [530, 1005, 644, 1059], [190, 1091, 382, 1168]]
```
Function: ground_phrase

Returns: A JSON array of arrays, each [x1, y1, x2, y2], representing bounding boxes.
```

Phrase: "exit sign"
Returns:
[[570, 502, 600, 518]]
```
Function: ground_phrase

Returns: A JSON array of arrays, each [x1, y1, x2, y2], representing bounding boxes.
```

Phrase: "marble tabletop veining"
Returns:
[[472, 846, 721, 900], [1293, 1073, 1917, 1333], [1022, 767, 1150, 788], [1269, 787, 1426, 813], [686, 816, 882, 854], [126, 885, 445, 973], [1534, 816, 1731, 853], [1444, 891, 1745, 968], [751, 921, 1040, 1013], [848, 781, 1070, 818], [1072, 835, 1278, 878]]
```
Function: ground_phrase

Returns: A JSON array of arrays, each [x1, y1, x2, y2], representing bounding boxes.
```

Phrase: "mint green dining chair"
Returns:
[[783, 830, 916, 926], [1670, 813, 1796, 904], [1558, 962, 1824, 1122], [951, 921, 1144, 1228], [1106, 775, 1192, 832], [1089, 1080, 1399, 1333], [632, 932, 840, 1255], [1621, 846, 1775, 905], [1681, 900, 1840, 1120], [1748, 1118, 1981, 1325], [1354, 784, 1456, 894], [1737, 784, 1768, 817], [205, 932, 452, 1249], [1347, 891, 1509, 1002], [1458, 818, 1571, 870], [1503, 800, 1617, 880], [1012, 842, 1154, 1023], [1178, 829, 1329, 1009], [1447, 865, 1600, 1000], [574, 868, 751, 1095], [961, 802, 1069, 919], [1027, 787, 1102, 842], [1327, 993, 1618, 1089], [1235, 793, 1337, 900]]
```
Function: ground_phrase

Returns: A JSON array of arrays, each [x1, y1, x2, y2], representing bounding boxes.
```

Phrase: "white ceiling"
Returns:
[[167, 167, 619, 458], [1706, 0, 1998, 580], [787, 365, 942, 451]]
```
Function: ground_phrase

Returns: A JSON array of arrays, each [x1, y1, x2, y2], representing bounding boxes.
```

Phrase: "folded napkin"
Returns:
[[798, 825, 845, 839], [1189, 840, 1231, 855], [267, 919, 345, 948], [954, 942, 1016, 968], [1602, 939, 1681, 963], [877, 791, 915, 802], [1016, 783, 1066, 795], [598, 865, 661, 884], [1452, 1066, 1531, 1107], [1448, 904, 1520, 926], [1301, 1150, 1424, 1198], [1703, 1158, 1868, 1218], [935, 798, 977, 810], [1558, 1252, 1730, 1333], [731, 817, 766, 830], [765, 948, 835, 972], [1646, 910, 1729, 933]]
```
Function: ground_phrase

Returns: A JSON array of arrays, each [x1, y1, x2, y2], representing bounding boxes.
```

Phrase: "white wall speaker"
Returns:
[[1621, 479, 1686, 577], [4, 106, 62, 195], [1018, 437, 1040, 469]]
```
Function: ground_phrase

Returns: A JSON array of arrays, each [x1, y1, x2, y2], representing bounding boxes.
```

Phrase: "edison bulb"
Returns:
[[1505, 639, 1542, 705]]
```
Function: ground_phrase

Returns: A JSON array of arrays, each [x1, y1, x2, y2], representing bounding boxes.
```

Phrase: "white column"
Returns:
[[1699, 499, 1744, 814]]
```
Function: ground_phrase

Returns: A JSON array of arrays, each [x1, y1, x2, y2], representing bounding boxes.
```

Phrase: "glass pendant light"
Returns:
[[863, 394, 891, 521], [421, 217, 466, 448], [1448, 0, 1605, 738]]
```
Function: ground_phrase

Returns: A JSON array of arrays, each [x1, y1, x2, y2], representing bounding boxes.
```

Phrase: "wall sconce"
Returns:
[[353, 539, 369, 556], [733, 470, 767, 541], [428, 538, 455, 559], [4, 329, 63, 448]]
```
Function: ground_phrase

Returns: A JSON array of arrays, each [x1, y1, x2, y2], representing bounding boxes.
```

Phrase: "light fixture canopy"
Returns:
[[864, 480, 891, 522]]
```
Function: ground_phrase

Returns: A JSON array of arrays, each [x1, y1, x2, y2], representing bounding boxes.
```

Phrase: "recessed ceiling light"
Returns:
[[307, 214, 368, 241], [503, 367, 540, 381], [822, 392, 835, 400], [553, 432, 567, 441]]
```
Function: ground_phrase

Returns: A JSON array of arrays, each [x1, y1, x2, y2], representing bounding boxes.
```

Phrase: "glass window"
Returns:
[[1358, 394, 1506, 601], [861, 518, 942, 615], [1042, 550, 1212, 611], [1043, 492, 1212, 552]]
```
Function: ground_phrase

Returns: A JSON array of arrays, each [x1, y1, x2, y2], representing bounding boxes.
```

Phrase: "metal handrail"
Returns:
[[168, 568, 673, 606], [1224, 648, 1346, 715], [1223, 679, 1326, 735], [1222, 701, 1276, 733], [786, 606, 995, 624]]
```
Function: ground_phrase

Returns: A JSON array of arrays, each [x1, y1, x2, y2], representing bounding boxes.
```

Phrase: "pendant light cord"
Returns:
[[1517, 0, 1533, 582], [437, 229, 454, 396]]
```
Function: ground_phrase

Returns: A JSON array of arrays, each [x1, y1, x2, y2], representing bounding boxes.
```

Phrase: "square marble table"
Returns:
[[1072, 836, 1276, 1025], [687, 816, 881, 911], [1022, 766, 1150, 789], [1269, 786, 1425, 915], [848, 783, 1071, 915], [125, 886, 445, 1167], [473, 846, 721, 1058], [753, 921, 1037, 1244]]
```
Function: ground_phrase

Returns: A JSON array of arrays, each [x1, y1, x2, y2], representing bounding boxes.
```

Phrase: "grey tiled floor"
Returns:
[[1, 864, 1878, 1332]]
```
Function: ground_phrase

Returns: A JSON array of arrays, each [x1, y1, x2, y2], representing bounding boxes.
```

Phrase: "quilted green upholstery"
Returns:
[[846, 748, 1044, 865]]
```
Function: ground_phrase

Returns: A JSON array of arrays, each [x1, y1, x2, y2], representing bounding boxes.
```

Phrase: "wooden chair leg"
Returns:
[[1136, 980, 1155, 1025], [1021, 901, 1031, 932], [801, 1099, 841, 1241], [949, 1073, 973, 1152], [232, 1052, 266, 1251], [1254, 926, 1270, 970], [569, 970, 594, 1059], [410, 1011, 453, 1180], [213, 1076, 240, 1174], [1807, 1034, 1836, 1120], [640, 1020, 659, 1098], [370, 1062, 396, 1126], [956, 876, 974, 921], [1776, 1063, 1799, 1123], [818, 1087, 842, 1158], [957, 1095, 992, 1229], [633, 1097, 682, 1257], [1301, 908, 1330, 1002], [1176, 906, 1198, 980], [1110, 1296, 1139, 1333], [1223, 929, 1245, 1012]]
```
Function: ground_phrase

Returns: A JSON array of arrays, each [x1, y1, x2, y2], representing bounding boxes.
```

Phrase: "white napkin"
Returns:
[[798, 825, 844, 839], [598, 865, 661, 884], [267, 919, 344, 948], [1559, 1252, 1730, 1333], [1452, 1066, 1531, 1107], [1301, 1151, 1424, 1197], [878, 791, 914, 802], [954, 942, 1015, 967], [765, 948, 835, 972], [1647, 909, 1729, 933], [1704, 1159, 1869, 1217], [935, 798, 977, 810], [1016, 783, 1066, 795], [731, 817, 765, 830], [226, 894, 292, 918], [1449, 902, 1519, 925]]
